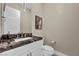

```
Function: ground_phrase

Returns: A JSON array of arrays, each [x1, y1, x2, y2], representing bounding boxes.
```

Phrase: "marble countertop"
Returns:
[[0, 36, 42, 53]]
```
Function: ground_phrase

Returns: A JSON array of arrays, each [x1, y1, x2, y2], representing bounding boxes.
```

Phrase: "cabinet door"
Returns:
[[0, 46, 24, 56], [29, 40, 43, 56], [0, 44, 29, 56]]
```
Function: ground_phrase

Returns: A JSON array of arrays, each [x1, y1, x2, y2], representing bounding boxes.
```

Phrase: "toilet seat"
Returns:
[[42, 45, 54, 52], [42, 45, 54, 56]]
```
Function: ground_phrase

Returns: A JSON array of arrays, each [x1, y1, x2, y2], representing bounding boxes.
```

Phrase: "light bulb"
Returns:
[[23, 9, 26, 12]]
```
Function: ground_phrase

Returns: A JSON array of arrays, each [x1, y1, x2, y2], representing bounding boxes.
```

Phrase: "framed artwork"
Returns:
[[35, 15, 42, 30]]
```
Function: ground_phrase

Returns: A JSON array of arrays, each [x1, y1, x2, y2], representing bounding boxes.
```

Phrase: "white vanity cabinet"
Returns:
[[0, 44, 30, 56], [29, 40, 43, 56], [0, 39, 43, 56]]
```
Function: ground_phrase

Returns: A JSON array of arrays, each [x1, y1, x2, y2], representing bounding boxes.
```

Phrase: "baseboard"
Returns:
[[55, 50, 67, 56]]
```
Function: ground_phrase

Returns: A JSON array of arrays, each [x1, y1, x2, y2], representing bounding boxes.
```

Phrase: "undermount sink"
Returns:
[[14, 37, 33, 42], [9, 37, 33, 48]]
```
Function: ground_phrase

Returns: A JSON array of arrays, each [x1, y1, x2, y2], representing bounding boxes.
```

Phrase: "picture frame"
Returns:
[[35, 15, 42, 30]]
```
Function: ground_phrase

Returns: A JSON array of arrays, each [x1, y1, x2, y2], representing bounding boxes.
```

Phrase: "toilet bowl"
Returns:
[[42, 45, 54, 56]]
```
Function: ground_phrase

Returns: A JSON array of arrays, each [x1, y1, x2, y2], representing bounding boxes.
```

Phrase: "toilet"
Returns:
[[41, 45, 55, 56]]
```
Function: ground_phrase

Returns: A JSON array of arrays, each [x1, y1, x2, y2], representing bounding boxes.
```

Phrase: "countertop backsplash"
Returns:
[[0, 33, 32, 43]]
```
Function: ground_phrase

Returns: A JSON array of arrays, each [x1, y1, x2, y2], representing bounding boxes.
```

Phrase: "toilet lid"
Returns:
[[42, 45, 54, 52]]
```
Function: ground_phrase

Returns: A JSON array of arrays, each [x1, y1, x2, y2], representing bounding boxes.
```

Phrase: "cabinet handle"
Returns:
[[27, 53, 29, 56], [27, 52, 32, 56], [30, 52, 32, 56]]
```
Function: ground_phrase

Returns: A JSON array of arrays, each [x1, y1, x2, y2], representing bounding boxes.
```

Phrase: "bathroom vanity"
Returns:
[[0, 36, 43, 56], [0, 4, 43, 56]]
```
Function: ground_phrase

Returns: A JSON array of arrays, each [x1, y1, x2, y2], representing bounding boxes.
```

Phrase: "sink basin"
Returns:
[[14, 37, 33, 42], [9, 37, 33, 48]]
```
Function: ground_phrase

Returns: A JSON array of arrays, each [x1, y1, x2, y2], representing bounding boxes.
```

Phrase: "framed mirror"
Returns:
[[3, 5, 20, 34]]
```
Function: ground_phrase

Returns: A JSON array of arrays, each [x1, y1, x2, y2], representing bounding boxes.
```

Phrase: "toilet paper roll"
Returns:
[[51, 41, 56, 44]]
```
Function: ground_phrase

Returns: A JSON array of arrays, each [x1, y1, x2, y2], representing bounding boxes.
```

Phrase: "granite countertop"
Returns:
[[0, 36, 42, 53]]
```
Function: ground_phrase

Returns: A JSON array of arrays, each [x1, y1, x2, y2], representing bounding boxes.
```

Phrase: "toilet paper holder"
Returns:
[[51, 41, 56, 44]]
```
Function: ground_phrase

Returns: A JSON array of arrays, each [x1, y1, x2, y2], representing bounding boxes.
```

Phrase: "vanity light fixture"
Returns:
[[23, 3, 26, 12], [23, 3, 32, 11]]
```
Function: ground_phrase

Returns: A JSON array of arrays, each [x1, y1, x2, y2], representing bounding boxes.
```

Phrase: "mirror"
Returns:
[[0, 3, 32, 36], [4, 5, 20, 34]]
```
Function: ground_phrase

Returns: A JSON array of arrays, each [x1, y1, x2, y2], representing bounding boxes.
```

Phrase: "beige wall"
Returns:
[[0, 4, 1, 36], [43, 4, 79, 56], [0, 3, 32, 34], [31, 3, 79, 55], [0, 4, 1, 35]]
